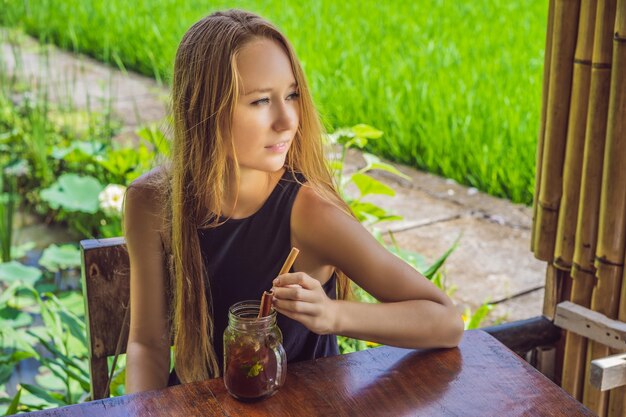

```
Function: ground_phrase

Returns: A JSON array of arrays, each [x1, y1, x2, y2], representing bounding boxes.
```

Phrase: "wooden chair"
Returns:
[[79, 236, 562, 400], [80, 237, 130, 400]]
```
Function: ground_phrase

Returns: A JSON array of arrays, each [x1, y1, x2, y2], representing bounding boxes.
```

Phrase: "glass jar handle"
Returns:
[[272, 343, 287, 388]]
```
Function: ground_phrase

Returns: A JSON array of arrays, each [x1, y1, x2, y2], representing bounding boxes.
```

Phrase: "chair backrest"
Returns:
[[80, 237, 130, 400]]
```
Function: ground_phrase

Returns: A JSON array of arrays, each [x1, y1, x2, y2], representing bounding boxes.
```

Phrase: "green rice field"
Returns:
[[1, 0, 548, 204]]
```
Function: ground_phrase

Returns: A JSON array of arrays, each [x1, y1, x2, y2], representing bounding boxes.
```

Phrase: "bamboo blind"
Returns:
[[532, 0, 626, 416]]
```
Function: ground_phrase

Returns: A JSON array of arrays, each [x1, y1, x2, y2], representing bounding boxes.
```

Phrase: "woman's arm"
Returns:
[[124, 180, 171, 393], [272, 185, 464, 349]]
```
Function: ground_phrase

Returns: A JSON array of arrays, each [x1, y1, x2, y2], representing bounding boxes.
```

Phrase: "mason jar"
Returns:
[[223, 300, 287, 401]]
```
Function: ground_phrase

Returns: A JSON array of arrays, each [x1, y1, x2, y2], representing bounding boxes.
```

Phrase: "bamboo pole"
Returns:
[[562, 0, 617, 401], [608, 387, 626, 417], [610, 262, 626, 416], [583, 262, 623, 415], [573, 0, 618, 278], [561, 267, 596, 399], [554, 0, 597, 271], [583, 4, 626, 412], [543, 264, 572, 318], [532, 0, 556, 253], [607, 3, 626, 416], [534, 0, 581, 262]]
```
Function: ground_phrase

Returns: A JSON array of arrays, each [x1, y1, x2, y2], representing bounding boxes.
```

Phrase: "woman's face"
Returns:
[[229, 37, 300, 174]]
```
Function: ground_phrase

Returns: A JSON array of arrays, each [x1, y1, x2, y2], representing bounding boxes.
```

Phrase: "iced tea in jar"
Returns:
[[223, 300, 287, 401]]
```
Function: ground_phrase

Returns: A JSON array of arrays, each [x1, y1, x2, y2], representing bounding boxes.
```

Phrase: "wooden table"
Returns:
[[23, 330, 592, 416]]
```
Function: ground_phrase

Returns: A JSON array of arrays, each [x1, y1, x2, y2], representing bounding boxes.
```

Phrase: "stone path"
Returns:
[[2, 31, 547, 326]]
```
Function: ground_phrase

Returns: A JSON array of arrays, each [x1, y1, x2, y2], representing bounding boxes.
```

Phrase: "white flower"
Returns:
[[99, 184, 126, 217], [325, 128, 354, 144]]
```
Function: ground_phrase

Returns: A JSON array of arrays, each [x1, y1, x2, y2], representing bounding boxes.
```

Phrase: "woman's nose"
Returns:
[[272, 101, 298, 132]]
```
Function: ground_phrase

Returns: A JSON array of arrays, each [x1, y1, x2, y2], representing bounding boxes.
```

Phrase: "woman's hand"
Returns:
[[272, 272, 338, 335]]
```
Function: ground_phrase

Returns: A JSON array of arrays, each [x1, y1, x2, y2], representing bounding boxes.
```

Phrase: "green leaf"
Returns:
[[57, 291, 85, 318], [60, 314, 88, 352], [0, 350, 33, 364], [9, 287, 40, 310], [109, 366, 126, 397], [0, 306, 32, 328], [0, 328, 37, 355], [44, 360, 90, 392], [351, 173, 395, 197], [362, 153, 411, 181], [20, 383, 66, 407], [50, 141, 102, 160], [465, 303, 493, 330], [348, 137, 368, 149], [0, 281, 22, 306], [136, 124, 170, 157], [246, 362, 264, 377], [46, 292, 87, 345], [348, 201, 402, 225], [11, 350, 36, 362], [327, 160, 343, 174], [422, 235, 461, 280], [0, 364, 13, 386], [34, 283, 57, 294], [40, 174, 103, 213], [351, 124, 383, 139], [38, 244, 81, 273], [96, 148, 138, 178], [387, 246, 429, 272], [0, 261, 42, 285], [431, 271, 444, 291], [26, 331, 88, 379], [34, 368, 66, 392], [10, 242, 36, 260], [4, 387, 21, 416]]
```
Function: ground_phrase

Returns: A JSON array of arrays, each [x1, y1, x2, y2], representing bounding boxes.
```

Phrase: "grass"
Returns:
[[1, 0, 547, 204]]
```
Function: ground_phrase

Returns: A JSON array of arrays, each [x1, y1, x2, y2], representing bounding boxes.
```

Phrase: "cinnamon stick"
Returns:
[[258, 290, 274, 318], [257, 248, 300, 318]]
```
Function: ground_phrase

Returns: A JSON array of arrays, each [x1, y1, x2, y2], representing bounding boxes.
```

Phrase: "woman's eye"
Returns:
[[251, 98, 270, 106], [251, 92, 298, 106]]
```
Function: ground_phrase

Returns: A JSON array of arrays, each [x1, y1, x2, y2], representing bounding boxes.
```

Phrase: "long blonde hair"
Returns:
[[169, 9, 352, 383]]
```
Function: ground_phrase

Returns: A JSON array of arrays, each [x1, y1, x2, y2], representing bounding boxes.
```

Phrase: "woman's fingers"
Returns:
[[271, 271, 336, 334], [272, 297, 317, 315], [273, 272, 320, 290], [272, 284, 312, 302]]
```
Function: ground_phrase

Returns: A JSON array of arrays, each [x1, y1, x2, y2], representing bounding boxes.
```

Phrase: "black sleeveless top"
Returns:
[[168, 169, 338, 385]]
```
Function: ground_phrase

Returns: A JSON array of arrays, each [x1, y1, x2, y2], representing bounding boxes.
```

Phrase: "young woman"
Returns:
[[124, 9, 463, 394]]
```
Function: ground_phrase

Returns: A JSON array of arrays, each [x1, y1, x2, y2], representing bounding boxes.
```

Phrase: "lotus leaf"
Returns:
[[40, 174, 103, 213], [0, 261, 42, 285], [39, 244, 80, 273]]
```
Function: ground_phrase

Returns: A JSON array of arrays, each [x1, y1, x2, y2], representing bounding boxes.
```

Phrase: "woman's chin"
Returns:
[[239, 158, 287, 174]]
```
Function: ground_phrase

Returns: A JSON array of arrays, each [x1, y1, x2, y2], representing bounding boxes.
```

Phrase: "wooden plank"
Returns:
[[89, 357, 109, 401], [80, 238, 131, 400], [554, 301, 626, 350], [590, 352, 626, 391], [80, 239, 131, 359]]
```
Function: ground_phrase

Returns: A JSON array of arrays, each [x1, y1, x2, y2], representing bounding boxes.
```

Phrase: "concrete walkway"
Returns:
[[2, 31, 547, 326]]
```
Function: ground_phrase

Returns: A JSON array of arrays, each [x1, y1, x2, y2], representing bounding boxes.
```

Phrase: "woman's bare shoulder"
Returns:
[[126, 167, 169, 211], [128, 166, 169, 193], [292, 185, 339, 219], [125, 166, 170, 237], [291, 185, 356, 248]]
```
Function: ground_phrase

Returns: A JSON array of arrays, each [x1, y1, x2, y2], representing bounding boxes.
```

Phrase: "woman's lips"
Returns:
[[265, 141, 289, 153]]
